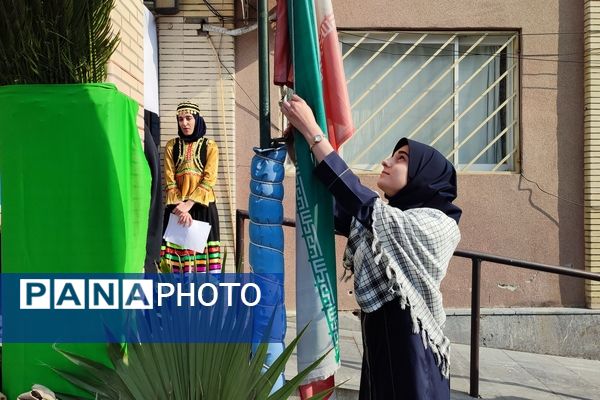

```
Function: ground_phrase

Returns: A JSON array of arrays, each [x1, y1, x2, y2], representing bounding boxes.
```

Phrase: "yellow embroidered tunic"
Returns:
[[165, 137, 218, 206]]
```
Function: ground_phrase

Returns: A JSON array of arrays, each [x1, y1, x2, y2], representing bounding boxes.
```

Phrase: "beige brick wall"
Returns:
[[157, 0, 236, 270], [584, 0, 600, 308], [109, 0, 145, 136]]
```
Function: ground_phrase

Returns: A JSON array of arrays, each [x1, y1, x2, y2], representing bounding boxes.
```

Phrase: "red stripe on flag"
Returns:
[[318, 5, 354, 150], [299, 375, 335, 400], [274, 0, 293, 86]]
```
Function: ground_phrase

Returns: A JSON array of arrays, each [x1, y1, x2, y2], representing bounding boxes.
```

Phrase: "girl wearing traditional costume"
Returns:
[[160, 101, 222, 274]]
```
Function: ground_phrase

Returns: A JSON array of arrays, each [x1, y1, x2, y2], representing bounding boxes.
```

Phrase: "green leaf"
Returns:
[[48, 367, 111, 399], [253, 323, 312, 399], [53, 304, 328, 399], [266, 350, 333, 400], [306, 379, 350, 400], [0, 0, 119, 84]]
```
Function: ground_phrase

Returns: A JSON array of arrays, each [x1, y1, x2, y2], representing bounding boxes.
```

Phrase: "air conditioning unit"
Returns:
[[152, 0, 180, 15]]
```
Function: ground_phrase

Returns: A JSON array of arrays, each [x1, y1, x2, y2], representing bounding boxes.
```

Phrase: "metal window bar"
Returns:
[[343, 32, 518, 171], [426, 37, 516, 149], [350, 35, 458, 138], [350, 34, 489, 165], [462, 120, 517, 171], [505, 38, 518, 172], [445, 93, 517, 159], [491, 146, 517, 172], [453, 39, 460, 166], [348, 33, 429, 110], [407, 54, 517, 151], [428, 61, 516, 149], [235, 209, 600, 399], [342, 32, 370, 61], [346, 33, 400, 84]]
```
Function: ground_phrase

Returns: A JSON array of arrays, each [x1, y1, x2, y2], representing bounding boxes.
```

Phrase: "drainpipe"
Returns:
[[258, 0, 271, 149]]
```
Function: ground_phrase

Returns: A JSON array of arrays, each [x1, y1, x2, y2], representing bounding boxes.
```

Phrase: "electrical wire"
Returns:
[[339, 31, 597, 65], [198, 45, 596, 212], [197, 19, 600, 212], [207, 34, 237, 266], [519, 173, 600, 210], [340, 40, 598, 65], [207, 39, 260, 110], [341, 30, 600, 37], [208, 38, 282, 131], [203, 0, 235, 24]]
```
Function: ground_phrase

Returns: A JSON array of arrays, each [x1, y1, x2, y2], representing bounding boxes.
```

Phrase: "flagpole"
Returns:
[[258, 0, 270, 149], [254, 1, 287, 391]]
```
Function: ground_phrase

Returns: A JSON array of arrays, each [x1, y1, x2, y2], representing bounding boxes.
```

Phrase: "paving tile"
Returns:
[[449, 345, 560, 399], [503, 349, 600, 400], [551, 355, 600, 390], [283, 314, 599, 400]]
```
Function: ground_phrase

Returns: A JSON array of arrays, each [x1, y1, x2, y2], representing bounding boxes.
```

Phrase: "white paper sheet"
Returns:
[[163, 213, 211, 253]]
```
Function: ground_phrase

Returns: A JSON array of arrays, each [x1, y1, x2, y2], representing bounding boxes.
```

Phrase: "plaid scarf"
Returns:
[[343, 199, 460, 378]]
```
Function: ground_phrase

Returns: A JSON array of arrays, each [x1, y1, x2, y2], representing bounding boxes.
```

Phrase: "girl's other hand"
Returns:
[[174, 200, 193, 216], [178, 212, 193, 227], [280, 94, 321, 140]]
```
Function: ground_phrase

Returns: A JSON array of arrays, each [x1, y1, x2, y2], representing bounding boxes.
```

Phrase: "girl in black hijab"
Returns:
[[386, 137, 462, 223], [282, 94, 461, 400]]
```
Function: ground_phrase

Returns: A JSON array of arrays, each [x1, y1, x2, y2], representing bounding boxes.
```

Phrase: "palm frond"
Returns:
[[54, 302, 326, 399], [0, 0, 120, 85]]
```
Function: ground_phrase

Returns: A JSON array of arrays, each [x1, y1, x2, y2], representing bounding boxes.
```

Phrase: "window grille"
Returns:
[[339, 31, 519, 173]]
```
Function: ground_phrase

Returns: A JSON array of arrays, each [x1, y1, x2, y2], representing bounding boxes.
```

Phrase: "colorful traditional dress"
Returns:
[[160, 102, 222, 273]]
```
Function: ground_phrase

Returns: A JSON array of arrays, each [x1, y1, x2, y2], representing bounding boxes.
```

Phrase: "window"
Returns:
[[339, 31, 519, 172]]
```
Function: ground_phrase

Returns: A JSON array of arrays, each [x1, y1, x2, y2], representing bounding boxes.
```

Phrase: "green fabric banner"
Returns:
[[0, 84, 150, 398], [290, 0, 340, 382]]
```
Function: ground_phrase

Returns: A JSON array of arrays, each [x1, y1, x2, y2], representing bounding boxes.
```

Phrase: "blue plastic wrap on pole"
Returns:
[[249, 145, 287, 390]]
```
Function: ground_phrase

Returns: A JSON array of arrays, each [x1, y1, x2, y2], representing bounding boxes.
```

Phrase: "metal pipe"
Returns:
[[455, 249, 600, 282], [233, 215, 600, 282], [236, 211, 600, 282], [235, 208, 600, 398], [235, 209, 245, 272], [237, 209, 295, 227], [469, 258, 482, 398], [201, 23, 258, 36], [258, 0, 270, 149]]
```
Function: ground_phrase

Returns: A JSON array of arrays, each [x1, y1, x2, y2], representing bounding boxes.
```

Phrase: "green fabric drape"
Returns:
[[0, 83, 150, 398]]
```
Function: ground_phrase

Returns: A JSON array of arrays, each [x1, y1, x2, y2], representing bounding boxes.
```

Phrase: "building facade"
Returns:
[[144, 0, 598, 309], [109, 0, 146, 134]]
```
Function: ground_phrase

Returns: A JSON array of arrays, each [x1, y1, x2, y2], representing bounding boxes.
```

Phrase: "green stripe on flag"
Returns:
[[289, 0, 340, 363]]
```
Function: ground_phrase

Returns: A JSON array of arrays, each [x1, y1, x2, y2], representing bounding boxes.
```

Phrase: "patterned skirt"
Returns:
[[160, 202, 221, 273]]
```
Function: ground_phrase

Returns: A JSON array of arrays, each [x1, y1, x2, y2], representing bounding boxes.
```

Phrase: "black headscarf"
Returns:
[[385, 138, 462, 224], [177, 113, 206, 143]]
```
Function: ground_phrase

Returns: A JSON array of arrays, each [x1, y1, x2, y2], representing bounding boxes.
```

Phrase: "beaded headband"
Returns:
[[176, 101, 200, 116]]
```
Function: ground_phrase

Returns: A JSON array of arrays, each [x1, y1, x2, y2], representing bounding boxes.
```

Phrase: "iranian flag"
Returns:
[[274, 0, 354, 398]]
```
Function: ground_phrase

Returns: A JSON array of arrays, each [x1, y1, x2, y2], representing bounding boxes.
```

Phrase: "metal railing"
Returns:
[[452, 250, 600, 397], [235, 209, 600, 398]]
